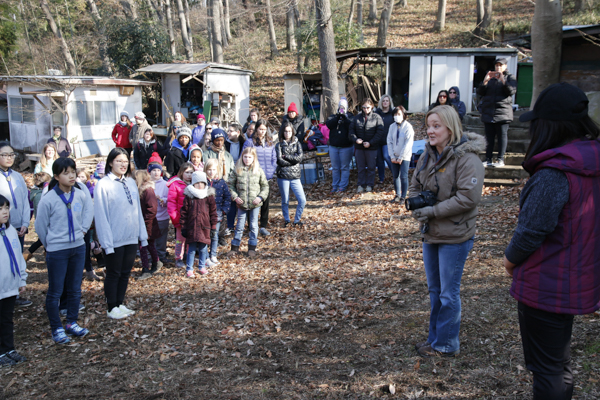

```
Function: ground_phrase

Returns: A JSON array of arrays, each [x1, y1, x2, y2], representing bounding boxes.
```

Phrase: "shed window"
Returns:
[[9, 97, 36, 123], [73, 100, 116, 126]]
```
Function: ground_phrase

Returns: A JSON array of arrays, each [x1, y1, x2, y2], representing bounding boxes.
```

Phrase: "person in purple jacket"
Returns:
[[243, 119, 276, 236], [504, 83, 600, 400]]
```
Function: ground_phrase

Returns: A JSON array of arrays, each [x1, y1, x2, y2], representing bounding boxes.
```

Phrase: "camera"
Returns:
[[405, 191, 437, 211]]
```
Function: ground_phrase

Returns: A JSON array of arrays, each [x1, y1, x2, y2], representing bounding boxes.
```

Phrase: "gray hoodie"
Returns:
[[0, 169, 30, 229], [0, 224, 27, 300], [34, 184, 94, 252], [93, 173, 148, 254]]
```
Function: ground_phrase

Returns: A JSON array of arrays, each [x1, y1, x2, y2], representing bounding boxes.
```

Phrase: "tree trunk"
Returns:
[[482, 0, 492, 31], [209, 0, 224, 62], [315, 0, 339, 120], [223, 0, 232, 41], [207, 8, 214, 61], [175, 0, 193, 60], [398, 0, 407, 8], [40, 0, 77, 75], [150, 0, 164, 21], [120, 0, 138, 18], [184, 0, 193, 51], [531, 0, 562, 106], [286, 0, 297, 51], [376, 0, 394, 46], [434, 0, 446, 32], [357, 0, 364, 42], [348, 0, 355, 30], [219, 0, 228, 47], [368, 0, 377, 22], [266, 0, 279, 57], [165, 0, 177, 57], [86, 0, 113, 75]]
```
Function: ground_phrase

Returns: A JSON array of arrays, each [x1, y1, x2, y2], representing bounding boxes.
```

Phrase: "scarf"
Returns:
[[211, 144, 228, 181], [0, 168, 18, 209], [0, 224, 20, 278], [117, 177, 133, 205], [186, 185, 208, 199], [54, 186, 76, 242]]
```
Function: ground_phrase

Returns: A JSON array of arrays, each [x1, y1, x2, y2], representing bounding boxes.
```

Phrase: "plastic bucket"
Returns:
[[300, 163, 317, 185]]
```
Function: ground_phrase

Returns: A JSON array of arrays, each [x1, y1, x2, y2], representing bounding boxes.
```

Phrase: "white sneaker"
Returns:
[[107, 307, 127, 319], [205, 259, 216, 268], [210, 256, 219, 265], [119, 305, 135, 316]]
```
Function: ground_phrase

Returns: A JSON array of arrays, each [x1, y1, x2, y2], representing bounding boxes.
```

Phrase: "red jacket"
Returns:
[[112, 123, 133, 149], [167, 177, 187, 228], [139, 183, 161, 241], [179, 186, 217, 245]]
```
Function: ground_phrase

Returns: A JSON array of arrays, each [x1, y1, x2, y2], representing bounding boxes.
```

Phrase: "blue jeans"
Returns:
[[186, 242, 207, 271], [226, 203, 237, 230], [391, 160, 410, 198], [277, 178, 306, 223], [232, 207, 259, 247], [377, 145, 393, 183], [422, 237, 474, 353], [46, 244, 86, 330], [329, 146, 354, 191], [210, 219, 221, 258]]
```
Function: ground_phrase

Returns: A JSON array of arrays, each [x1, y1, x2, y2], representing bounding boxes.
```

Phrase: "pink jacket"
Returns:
[[167, 176, 187, 228]]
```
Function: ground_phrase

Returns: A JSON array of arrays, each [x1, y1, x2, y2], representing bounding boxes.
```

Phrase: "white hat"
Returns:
[[191, 171, 207, 186], [135, 111, 146, 119]]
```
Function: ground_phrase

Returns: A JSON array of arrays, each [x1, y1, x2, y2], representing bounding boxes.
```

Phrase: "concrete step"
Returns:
[[464, 111, 531, 129], [464, 126, 530, 141], [478, 152, 525, 165], [483, 164, 529, 180], [484, 178, 523, 187]]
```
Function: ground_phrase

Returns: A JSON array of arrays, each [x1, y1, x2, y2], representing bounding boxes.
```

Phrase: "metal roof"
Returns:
[[386, 48, 519, 56], [0, 75, 157, 86], [137, 62, 254, 75]]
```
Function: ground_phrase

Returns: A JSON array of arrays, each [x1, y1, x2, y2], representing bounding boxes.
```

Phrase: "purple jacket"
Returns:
[[511, 139, 600, 315], [243, 138, 277, 180]]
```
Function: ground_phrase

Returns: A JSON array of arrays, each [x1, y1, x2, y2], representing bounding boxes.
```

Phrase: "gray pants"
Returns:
[[355, 149, 377, 188], [155, 219, 170, 261]]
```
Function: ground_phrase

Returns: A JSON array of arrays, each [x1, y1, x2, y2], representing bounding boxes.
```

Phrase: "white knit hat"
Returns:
[[191, 171, 207, 186], [135, 111, 146, 119]]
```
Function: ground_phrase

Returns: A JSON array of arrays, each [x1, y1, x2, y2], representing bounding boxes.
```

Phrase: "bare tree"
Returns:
[[209, 0, 224, 62], [120, 0, 138, 18], [223, 0, 232, 41], [184, 0, 193, 51], [315, 0, 339, 119], [357, 0, 364, 42], [287, 0, 298, 51], [175, 0, 193, 60], [531, 0, 562, 106], [150, 0, 164, 21], [434, 0, 446, 31], [376, 0, 394, 46], [348, 0, 355, 30], [219, 0, 228, 47], [475, 0, 492, 35], [86, 0, 113, 75], [266, 0, 279, 57], [165, 0, 177, 57], [368, 0, 377, 22], [39, 0, 77, 75]]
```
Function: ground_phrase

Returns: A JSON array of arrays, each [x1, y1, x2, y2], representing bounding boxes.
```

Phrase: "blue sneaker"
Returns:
[[52, 328, 71, 344], [65, 323, 89, 337]]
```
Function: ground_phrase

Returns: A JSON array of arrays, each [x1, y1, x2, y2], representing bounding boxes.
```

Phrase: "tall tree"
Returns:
[[223, 0, 232, 41], [266, 0, 279, 57], [175, 0, 193, 60], [286, 0, 298, 51], [315, 0, 339, 119], [165, 0, 177, 56], [348, 0, 355, 30], [209, 0, 224, 62], [357, 0, 364, 42], [376, 0, 394, 46], [475, 0, 492, 35], [368, 0, 377, 22], [219, 0, 228, 47], [531, 0, 562, 106], [184, 0, 193, 51], [120, 0, 139, 18], [86, 0, 113, 75], [434, 0, 446, 31], [39, 0, 77, 75]]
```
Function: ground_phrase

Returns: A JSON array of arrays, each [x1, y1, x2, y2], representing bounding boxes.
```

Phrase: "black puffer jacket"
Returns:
[[477, 71, 517, 124], [375, 108, 395, 136], [275, 137, 303, 180], [280, 115, 307, 150], [326, 112, 354, 148], [349, 112, 385, 150]]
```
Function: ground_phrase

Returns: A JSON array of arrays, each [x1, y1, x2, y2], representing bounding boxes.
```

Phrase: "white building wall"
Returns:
[[205, 71, 250, 124], [161, 73, 182, 125]]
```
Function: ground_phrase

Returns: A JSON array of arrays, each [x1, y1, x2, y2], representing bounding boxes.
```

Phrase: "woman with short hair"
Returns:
[[387, 105, 414, 203]]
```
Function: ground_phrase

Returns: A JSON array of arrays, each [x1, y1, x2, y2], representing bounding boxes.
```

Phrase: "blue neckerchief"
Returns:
[[117, 178, 133, 205], [0, 169, 18, 209], [54, 186, 76, 242], [0, 224, 20, 278]]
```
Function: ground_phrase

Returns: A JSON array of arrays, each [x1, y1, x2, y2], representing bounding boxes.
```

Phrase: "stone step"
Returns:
[[484, 164, 529, 180], [484, 178, 523, 187], [463, 112, 530, 129], [478, 152, 525, 165], [464, 126, 530, 141]]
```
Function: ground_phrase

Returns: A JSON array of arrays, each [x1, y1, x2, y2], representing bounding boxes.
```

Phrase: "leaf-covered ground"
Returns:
[[2, 169, 600, 400]]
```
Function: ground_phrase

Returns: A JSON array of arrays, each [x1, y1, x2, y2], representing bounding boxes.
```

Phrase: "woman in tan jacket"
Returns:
[[408, 105, 485, 358]]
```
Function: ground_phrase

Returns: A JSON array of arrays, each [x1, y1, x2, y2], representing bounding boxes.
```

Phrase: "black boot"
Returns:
[[227, 244, 240, 257], [247, 244, 257, 258]]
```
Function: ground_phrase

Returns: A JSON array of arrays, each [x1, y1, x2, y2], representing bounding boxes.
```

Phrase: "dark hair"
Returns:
[[247, 108, 260, 122], [105, 147, 132, 177], [229, 123, 241, 133], [33, 172, 52, 187], [253, 119, 274, 147], [48, 157, 83, 191], [53, 126, 62, 131], [361, 98, 374, 107], [177, 162, 194, 180], [279, 122, 296, 142], [0, 194, 9, 208], [393, 105, 408, 121], [0, 141, 11, 151], [525, 116, 600, 162], [434, 90, 450, 107]]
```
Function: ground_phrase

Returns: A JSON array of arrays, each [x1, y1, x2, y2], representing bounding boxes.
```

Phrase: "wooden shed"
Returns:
[[283, 72, 346, 122]]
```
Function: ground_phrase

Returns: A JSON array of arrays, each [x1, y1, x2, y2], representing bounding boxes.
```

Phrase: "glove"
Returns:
[[412, 206, 435, 223], [210, 229, 217, 237], [181, 229, 188, 238]]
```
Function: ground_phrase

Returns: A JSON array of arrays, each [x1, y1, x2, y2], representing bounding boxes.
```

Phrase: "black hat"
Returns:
[[519, 83, 589, 123], [495, 57, 508, 65]]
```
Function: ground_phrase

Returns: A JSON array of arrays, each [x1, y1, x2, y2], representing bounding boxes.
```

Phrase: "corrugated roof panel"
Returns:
[[136, 62, 254, 74]]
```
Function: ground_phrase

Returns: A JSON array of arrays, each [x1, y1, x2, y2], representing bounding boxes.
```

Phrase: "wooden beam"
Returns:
[[32, 95, 48, 110], [49, 96, 66, 114]]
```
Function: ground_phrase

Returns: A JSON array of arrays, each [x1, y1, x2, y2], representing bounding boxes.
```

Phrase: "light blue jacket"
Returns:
[[0, 169, 31, 229], [0, 224, 27, 300]]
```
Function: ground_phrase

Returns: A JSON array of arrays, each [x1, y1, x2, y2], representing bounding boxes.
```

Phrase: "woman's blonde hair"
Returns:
[[426, 105, 463, 146], [134, 169, 152, 193], [378, 94, 394, 110], [235, 147, 261, 175], [40, 143, 58, 168]]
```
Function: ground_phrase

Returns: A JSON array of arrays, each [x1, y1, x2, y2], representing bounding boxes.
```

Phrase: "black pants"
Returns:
[[260, 195, 270, 229], [484, 122, 509, 161], [518, 302, 574, 400], [104, 244, 137, 311], [0, 296, 16, 354]]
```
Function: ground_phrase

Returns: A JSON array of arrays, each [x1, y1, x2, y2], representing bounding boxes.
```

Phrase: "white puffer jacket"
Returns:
[[387, 120, 415, 162]]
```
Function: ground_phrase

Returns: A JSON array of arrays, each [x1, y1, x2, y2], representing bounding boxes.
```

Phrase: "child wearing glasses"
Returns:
[[0, 142, 30, 252]]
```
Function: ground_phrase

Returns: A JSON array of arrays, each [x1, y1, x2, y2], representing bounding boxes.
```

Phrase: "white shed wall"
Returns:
[[205, 71, 250, 124], [6, 82, 52, 153], [161, 73, 182, 125]]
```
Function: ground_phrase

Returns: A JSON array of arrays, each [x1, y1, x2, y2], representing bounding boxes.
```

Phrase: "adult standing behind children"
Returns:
[[387, 105, 414, 203], [504, 83, 600, 400], [47, 126, 72, 158], [129, 112, 152, 146], [34, 143, 58, 175], [165, 126, 193, 177], [243, 119, 277, 236], [448, 87, 466, 121], [326, 98, 355, 194], [94, 148, 148, 320], [478, 57, 517, 168], [112, 111, 133, 151], [275, 122, 306, 227], [203, 128, 235, 181], [375, 94, 394, 185], [134, 128, 165, 170], [35, 157, 93, 343], [349, 98, 385, 193], [191, 114, 206, 146], [280, 103, 307, 150]]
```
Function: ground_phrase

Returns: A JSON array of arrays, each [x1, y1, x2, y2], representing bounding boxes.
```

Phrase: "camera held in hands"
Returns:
[[405, 191, 437, 211]]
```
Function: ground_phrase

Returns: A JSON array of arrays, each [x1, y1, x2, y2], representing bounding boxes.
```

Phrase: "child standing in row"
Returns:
[[35, 158, 94, 343], [136, 170, 162, 280], [0, 195, 28, 366], [167, 162, 194, 268], [147, 159, 170, 264], [227, 147, 269, 258], [189, 145, 204, 172], [204, 159, 231, 267], [23, 172, 51, 261], [180, 171, 217, 277]]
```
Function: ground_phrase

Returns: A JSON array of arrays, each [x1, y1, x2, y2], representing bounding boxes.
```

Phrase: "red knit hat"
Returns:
[[287, 102, 298, 114], [197, 114, 205, 121], [148, 152, 163, 165]]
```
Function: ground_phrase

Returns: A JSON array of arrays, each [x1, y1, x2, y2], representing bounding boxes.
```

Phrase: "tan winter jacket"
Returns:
[[408, 132, 486, 244]]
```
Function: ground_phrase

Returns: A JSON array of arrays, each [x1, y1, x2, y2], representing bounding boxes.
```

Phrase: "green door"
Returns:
[[516, 63, 533, 108]]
